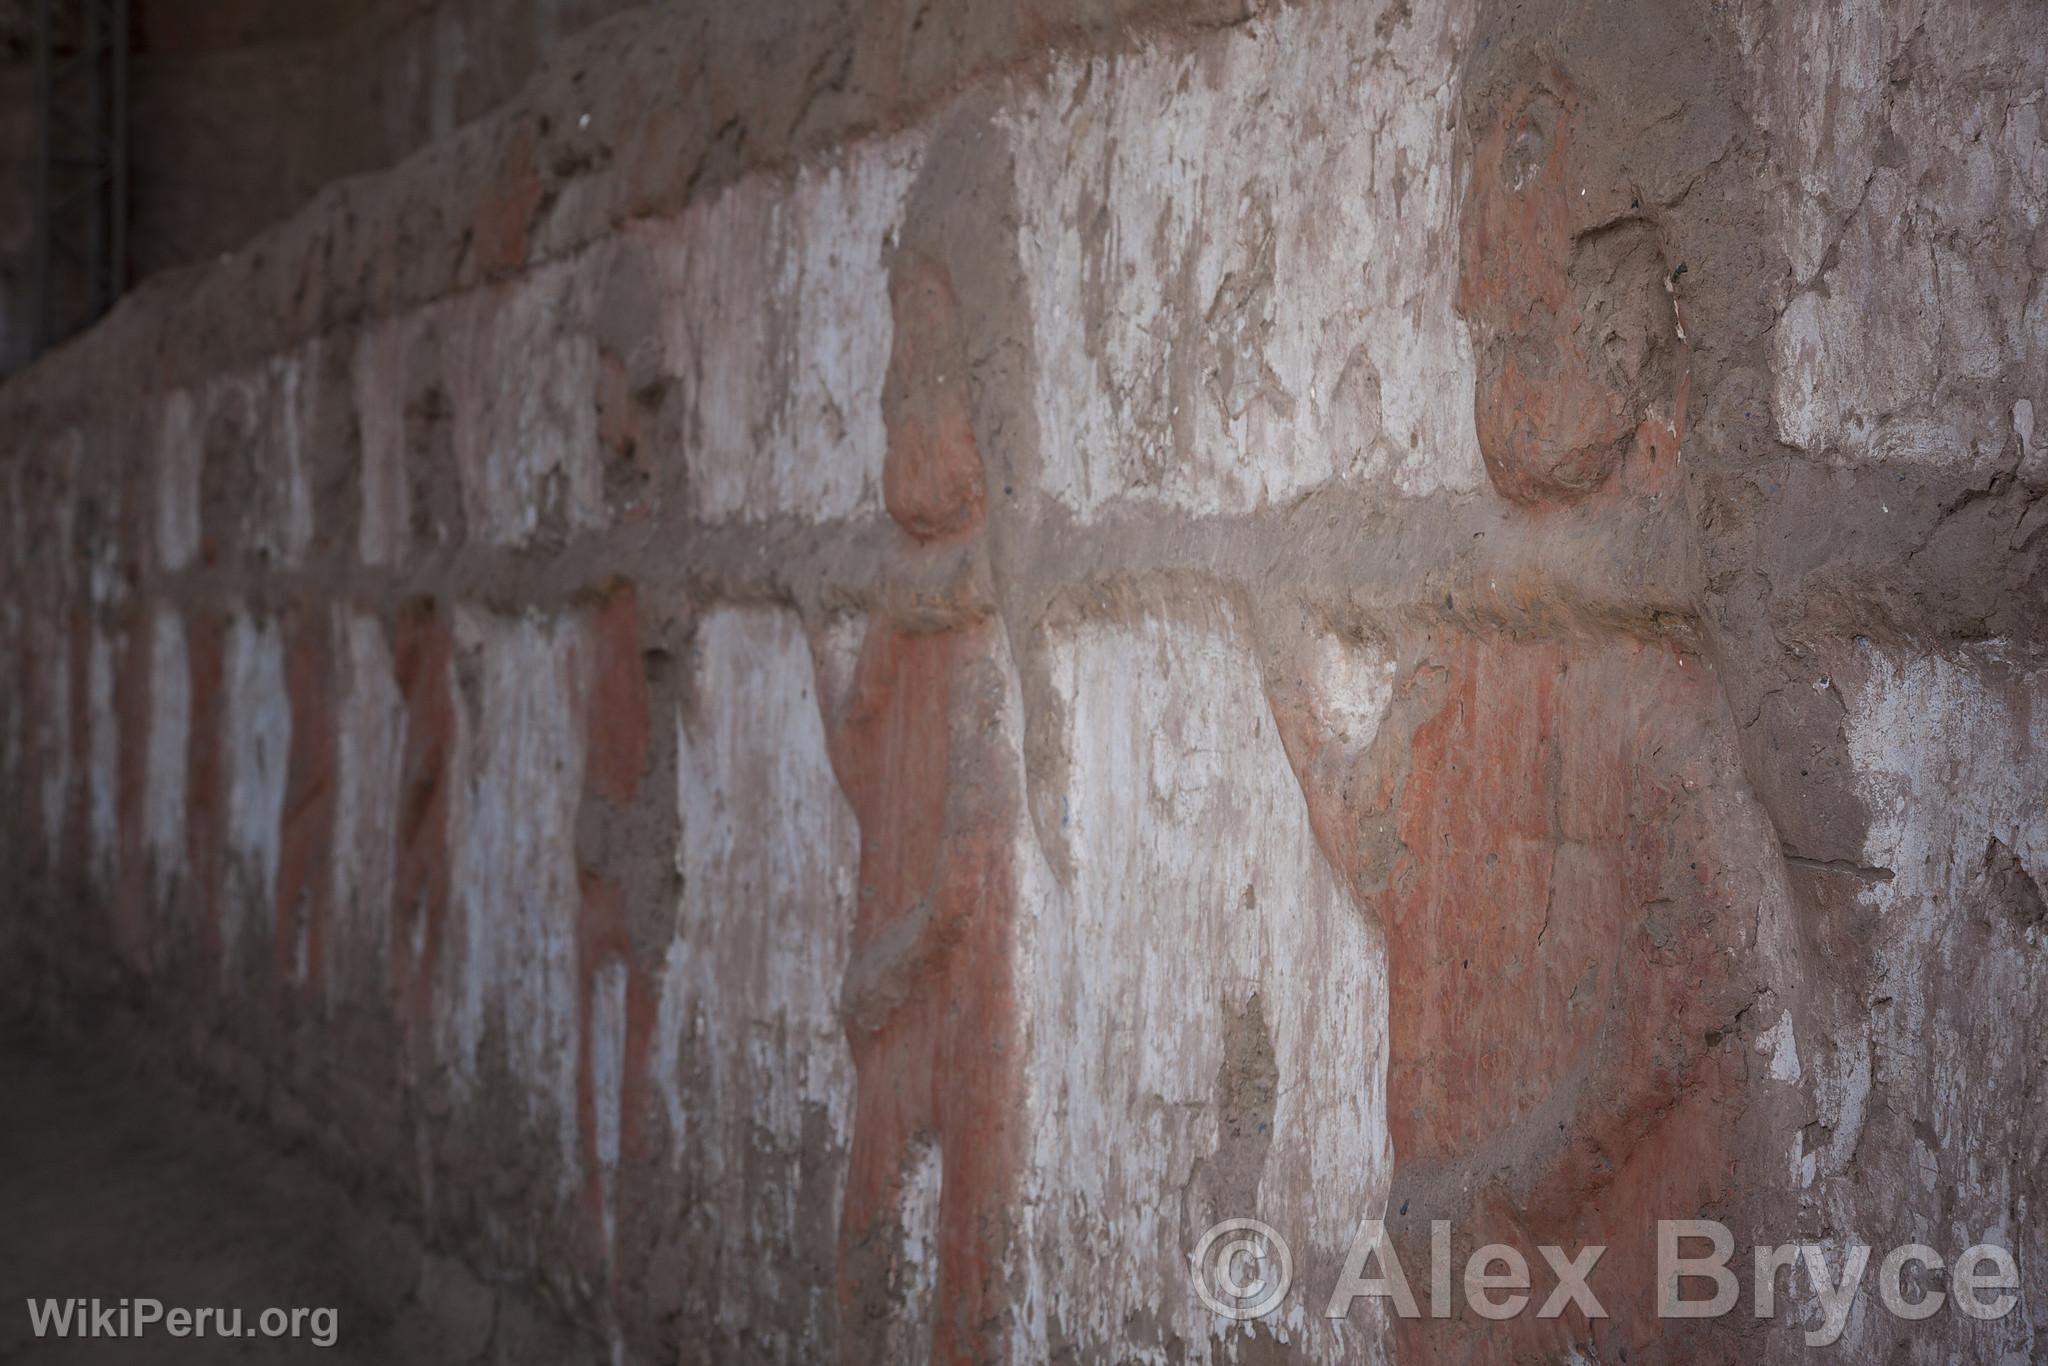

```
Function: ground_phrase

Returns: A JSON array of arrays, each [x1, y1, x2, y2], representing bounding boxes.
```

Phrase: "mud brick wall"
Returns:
[[2, 0, 2045, 1361]]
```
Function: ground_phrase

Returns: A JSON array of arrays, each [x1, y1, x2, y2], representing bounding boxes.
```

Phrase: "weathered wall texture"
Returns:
[[2, 0, 2044, 1361]]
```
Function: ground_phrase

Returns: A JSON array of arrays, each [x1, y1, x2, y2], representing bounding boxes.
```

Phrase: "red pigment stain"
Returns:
[[184, 610, 228, 985], [14, 615, 38, 851], [61, 606, 92, 886], [474, 120, 543, 278], [1276, 635, 1749, 1362], [581, 582, 650, 806], [274, 609, 337, 994], [1383, 641, 1579, 1160], [1460, 78, 1687, 508], [881, 254, 987, 543], [114, 610, 153, 969], [821, 619, 1020, 1364], [391, 601, 458, 1037], [572, 583, 656, 1254]]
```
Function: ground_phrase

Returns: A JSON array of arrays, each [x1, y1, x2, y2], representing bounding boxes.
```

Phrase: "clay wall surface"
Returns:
[[2, 0, 2044, 1360]]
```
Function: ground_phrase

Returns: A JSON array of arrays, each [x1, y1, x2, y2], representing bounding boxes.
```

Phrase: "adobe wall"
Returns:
[[2, 0, 2043, 1359]]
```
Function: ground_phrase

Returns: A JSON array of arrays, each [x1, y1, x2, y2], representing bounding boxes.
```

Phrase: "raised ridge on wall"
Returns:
[[2, 0, 2045, 1361]]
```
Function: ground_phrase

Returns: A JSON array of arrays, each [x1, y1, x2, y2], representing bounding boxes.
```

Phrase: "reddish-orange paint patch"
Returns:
[[571, 582, 657, 1262], [1459, 79, 1686, 508], [1276, 635, 1750, 1361], [475, 121, 544, 278], [274, 610, 337, 993], [114, 611, 154, 969], [62, 607, 92, 885], [882, 255, 987, 542], [391, 601, 458, 1035], [185, 610, 228, 984], [580, 583, 649, 807], [821, 619, 1020, 1364]]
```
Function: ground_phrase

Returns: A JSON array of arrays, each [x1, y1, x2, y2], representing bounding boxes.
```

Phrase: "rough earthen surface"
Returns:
[[3, 0, 2045, 1361]]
